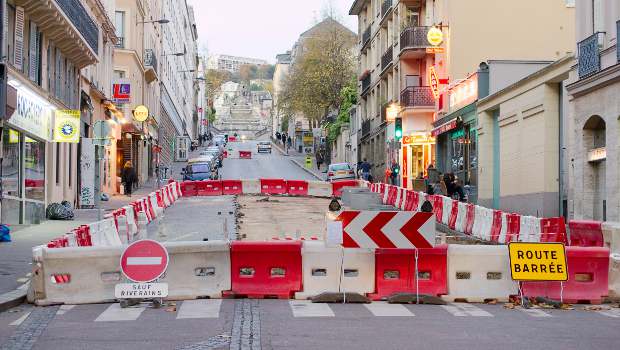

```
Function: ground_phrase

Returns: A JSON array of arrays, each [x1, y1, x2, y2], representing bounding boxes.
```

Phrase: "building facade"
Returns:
[[271, 52, 291, 138], [2, 0, 100, 224], [566, 1, 620, 221], [207, 55, 268, 73]]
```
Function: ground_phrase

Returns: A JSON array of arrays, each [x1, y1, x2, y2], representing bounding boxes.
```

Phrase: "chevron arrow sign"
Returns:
[[334, 211, 435, 248]]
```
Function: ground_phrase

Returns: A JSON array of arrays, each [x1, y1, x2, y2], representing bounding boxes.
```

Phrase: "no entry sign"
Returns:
[[120, 240, 169, 283]]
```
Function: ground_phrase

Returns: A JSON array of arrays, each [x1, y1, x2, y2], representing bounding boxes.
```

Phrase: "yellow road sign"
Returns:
[[508, 242, 568, 281]]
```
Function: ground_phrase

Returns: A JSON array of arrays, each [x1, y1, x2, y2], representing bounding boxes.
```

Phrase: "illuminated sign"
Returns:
[[402, 134, 435, 145], [386, 104, 401, 122], [449, 73, 478, 111], [509, 243, 568, 281], [426, 47, 445, 54], [53, 110, 81, 143], [112, 81, 131, 104], [133, 105, 149, 122], [431, 120, 458, 137], [427, 27, 443, 46], [428, 66, 440, 99], [8, 79, 54, 141], [587, 147, 606, 162]]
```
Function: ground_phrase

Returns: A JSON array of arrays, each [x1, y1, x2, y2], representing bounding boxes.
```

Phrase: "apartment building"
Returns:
[[2, 0, 100, 224], [272, 52, 291, 138], [207, 55, 268, 73], [566, 1, 620, 221], [350, 0, 575, 186]]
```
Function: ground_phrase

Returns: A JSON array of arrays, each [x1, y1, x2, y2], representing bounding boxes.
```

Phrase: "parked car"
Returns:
[[257, 141, 272, 153], [213, 135, 226, 147], [183, 156, 219, 180], [327, 163, 355, 182], [200, 147, 223, 167]]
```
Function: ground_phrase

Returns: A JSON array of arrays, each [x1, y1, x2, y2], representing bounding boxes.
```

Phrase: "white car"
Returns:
[[257, 142, 272, 153], [327, 163, 355, 182]]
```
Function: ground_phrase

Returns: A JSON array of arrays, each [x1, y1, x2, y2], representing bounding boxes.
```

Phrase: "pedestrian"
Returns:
[[287, 136, 292, 150], [384, 166, 392, 184], [315, 150, 323, 170], [360, 158, 371, 180], [121, 161, 137, 197], [390, 162, 399, 186]]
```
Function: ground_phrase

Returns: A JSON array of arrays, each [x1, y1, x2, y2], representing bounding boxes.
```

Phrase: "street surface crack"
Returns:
[[230, 299, 261, 350]]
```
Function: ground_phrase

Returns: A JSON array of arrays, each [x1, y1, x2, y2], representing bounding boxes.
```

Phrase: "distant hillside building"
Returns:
[[207, 54, 268, 72]]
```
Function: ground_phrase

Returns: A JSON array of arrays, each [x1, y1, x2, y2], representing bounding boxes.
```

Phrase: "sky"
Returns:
[[187, 0, 358, 64]]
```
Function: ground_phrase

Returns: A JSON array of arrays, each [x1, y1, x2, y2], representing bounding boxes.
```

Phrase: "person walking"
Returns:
[[287, 136, 292, 153], [360, 158, 371, 180], [121, 161, 137, 197], [315, 149, 323, 170]]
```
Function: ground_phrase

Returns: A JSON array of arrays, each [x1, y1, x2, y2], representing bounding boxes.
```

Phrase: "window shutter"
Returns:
[[29, 21, 37, 81], [14, 6, 24, 71]]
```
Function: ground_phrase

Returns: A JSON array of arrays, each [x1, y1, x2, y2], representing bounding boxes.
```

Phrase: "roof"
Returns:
[[299, 17, 356, 39], [349, 0, 368, 15]]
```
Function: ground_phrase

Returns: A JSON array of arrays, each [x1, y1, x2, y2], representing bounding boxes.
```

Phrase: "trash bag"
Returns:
[[421, 200, 433, 213], [46, 201, 75, 220], [100, 193, 110, 201], [0, 225, 11, 242]]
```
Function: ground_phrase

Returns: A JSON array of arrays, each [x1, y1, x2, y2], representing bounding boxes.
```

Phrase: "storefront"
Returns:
[[401, 133, 435, 190], [2, 78, 54, 224]]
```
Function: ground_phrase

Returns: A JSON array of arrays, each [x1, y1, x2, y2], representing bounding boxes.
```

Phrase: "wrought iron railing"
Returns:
[[381, 46, 393, 73], [144, 49, 158, 73], [400, 26, 434, 50], [400, 86, 435, 108], [578, 33, 601, 78], [54, 0, 99, 53], [381, 0, 393, 18], [115, 37, 125, 49], [361, 74, 371, 95], [362, 26, 371, 48]]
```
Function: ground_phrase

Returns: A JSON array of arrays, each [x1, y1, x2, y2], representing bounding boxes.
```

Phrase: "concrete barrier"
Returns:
[[443, 245, 517, 303], [295, 241, 375, 299], [308, 181, 332, 198], [241, 179, 261, 195]]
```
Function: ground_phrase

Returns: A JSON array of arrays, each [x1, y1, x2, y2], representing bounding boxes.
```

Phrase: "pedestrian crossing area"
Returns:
[[6, 300, 620, 324]]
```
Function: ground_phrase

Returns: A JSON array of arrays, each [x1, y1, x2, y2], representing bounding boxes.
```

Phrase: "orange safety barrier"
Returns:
[[180, 181, 198, 197], [286, 180, 309, 196], [196, 180, 223, 196], [260, 178, 287, 195], [225, 241, 303, 299], [568, 220, 604, 247], [222, 180, 243, 195], [332, 180, 359, 198], [540, 217, 568, 244], [505, 213, 521, 243], [521, 246, 610, 304], [490, 210, 503, 242], [368, 245, 448, 300], [239, 150, 252, 159]]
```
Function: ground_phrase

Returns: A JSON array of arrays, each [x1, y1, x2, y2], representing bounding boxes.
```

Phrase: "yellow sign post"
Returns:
[[305, 156, 312, 169], [508, 242, 568, 281], [54, 110, 81, 143]]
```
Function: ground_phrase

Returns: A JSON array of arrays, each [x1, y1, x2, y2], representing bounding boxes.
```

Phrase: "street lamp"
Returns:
[[178, 69, 195, 73], [137, 19, 170, 25]]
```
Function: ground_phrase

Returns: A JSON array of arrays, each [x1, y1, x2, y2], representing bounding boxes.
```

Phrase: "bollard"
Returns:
[[117, 215, 129, 244], [137, 212, 148, 240]]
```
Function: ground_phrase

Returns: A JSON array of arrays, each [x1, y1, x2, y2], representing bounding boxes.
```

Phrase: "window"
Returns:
[[592, 0, 604, 34], [28, 21, 42, 85], [565, 0, 575, 7], [24, 137, 45, 201], [115, 11, 125, 43]]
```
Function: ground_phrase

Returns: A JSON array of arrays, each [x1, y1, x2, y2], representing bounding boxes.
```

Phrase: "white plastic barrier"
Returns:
[[123, 205, 138, 235], [241, 179, 261, 194], [161, 189, 171, 208], [29, 241, 231, 305], [497, 212, 509, 244], [307, 181, 332, 197], [141, 197, 153, 223], [441, 196, 451, 225], [159, 241, 231, 299], [117, 215, 129, 244], [455, 202, 467, 233], [443, 244, 518, 302], [64, 233, 78, 247], [471, 205, 483, 238], [519, 216, 541, 242], [417, 192, 427, 211], [295, 241, 375, 299], [610, 253, 620, 300], [602, 222, 620, 253], [89, 218, 121, 247], [150, 192, 163, 217], [136, 212, 148, 240]]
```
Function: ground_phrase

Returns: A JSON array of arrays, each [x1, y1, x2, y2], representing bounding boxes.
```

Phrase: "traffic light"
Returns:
[[394, 117, 402, 140]]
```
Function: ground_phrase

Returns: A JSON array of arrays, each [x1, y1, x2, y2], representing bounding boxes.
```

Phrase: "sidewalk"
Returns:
[[271, 139, 327, 181]]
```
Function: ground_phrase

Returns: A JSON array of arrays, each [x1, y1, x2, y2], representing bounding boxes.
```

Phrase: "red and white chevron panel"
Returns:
[[335, 211, 435, 249]]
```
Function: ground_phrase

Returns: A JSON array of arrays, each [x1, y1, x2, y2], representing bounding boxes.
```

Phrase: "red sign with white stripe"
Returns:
[[335, 211, 435, 249], [120, 240, 169, 283]]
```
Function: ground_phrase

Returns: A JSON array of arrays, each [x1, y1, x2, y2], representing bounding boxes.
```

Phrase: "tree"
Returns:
[[326, 82, 357, 143], [205, 69, 232, 101], [277, 18, 356, 126]]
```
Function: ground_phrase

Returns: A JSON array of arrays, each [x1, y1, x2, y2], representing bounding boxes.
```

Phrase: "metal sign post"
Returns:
[[93, 121, 111, 221]]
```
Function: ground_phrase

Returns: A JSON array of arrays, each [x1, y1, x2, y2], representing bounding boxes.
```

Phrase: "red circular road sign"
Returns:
[[120, 240, 169, 283]]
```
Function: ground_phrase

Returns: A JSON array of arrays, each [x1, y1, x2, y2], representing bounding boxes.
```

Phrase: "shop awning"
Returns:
[[431, 119, 458, 137], [121, 122, 142, 134]]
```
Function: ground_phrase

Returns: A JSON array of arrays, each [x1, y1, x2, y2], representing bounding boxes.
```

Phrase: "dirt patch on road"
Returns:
[[236, 196, 331, 241]]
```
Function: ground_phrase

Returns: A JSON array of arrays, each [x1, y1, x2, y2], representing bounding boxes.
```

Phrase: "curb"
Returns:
[[0, 284, 28, 313]]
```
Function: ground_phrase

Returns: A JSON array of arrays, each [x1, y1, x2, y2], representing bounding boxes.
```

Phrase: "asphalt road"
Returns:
[[2, 138, 619, 349]]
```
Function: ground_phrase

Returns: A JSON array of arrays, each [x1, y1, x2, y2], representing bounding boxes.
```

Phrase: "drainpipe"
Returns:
[[558, 82, 564, 219]]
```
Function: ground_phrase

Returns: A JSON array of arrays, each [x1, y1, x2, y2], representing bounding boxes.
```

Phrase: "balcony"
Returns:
[[115, 37, 125, 49], [400, 86, 435, 108], [361, 119, 371, 138], [400, 26, 436, 59], [577, 33, 601, 79], [381, 0, 393, 21], [144, 49, 158, 83], [361, 74, 371, 96], [15, 0, 99, 67], [381, 46, 393, 75], [362, 26, 371, 50]]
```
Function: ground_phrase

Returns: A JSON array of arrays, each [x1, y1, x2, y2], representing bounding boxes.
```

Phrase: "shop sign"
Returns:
[[451, 129, 465, 140], [426, 47, 445, 54], [431, 120, 458, 137], [133, 105, 149, 122], [112, 80, 131, 104], [402, 134, 435, 145], [428, 66, 440, 99], [53, 110, 81, 143], [587, 147, 606, 162], [427, 27, 443, 46], [449, 73, 478, 111], [8, 80, 53, 141]]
